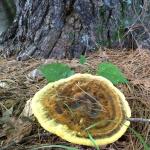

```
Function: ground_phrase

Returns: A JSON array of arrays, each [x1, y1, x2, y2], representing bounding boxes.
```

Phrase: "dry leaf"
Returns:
[[0, 106, 13, 125], [0, 79, 15, 89], [4, 117, 32, 144], [20, 99, 33, 117]]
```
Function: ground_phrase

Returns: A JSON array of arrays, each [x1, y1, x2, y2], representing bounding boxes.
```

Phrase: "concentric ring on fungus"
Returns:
[[32, 74, 131, 146]]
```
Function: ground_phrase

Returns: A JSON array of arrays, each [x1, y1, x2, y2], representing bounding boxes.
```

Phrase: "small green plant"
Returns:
[[79, 55, 86, 64], [39, 63, 75, 82], [96, 62, 128, 84]]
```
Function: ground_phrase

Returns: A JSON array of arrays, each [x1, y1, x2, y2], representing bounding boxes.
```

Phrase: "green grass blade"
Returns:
[[87, 131, 100, 150], [85, 120, 115, 131], [32, 144, 79, 150], [85, 122, 101, 131]]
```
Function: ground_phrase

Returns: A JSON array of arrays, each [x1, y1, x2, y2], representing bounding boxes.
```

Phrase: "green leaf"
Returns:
[[38, 63, 75, 82], [96, 62, 128, 84], [79, 55, 86, 64]]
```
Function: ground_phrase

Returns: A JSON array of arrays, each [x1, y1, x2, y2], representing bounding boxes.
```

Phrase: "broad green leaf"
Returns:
[[96, 62, 128, 84], [79, 55, 86, 64], [39, 63, 75, 82]]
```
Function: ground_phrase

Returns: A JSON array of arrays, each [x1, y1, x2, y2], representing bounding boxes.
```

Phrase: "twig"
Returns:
[[128, 118, 150, 123]]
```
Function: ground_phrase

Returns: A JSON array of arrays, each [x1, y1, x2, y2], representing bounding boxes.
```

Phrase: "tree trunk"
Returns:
[[0, 0, 150, 60]]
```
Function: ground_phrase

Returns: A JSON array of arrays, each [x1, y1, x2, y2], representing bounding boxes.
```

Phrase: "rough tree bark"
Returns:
[[0, 0, 150, 60]]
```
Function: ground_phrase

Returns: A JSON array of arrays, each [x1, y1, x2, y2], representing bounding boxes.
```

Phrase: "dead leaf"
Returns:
[[20, 99, 33, 117], [0, 106, 13, 125], [3, 117, 32, 144], [0, 131, 6, 138]]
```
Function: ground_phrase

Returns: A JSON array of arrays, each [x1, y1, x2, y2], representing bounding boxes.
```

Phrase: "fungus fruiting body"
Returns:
[[32, 74, 131, 146]]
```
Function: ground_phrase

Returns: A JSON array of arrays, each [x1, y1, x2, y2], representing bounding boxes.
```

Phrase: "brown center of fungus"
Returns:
[[42, 77, 125, 138]]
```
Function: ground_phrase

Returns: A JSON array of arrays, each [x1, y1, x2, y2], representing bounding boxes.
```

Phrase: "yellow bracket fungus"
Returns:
[[32, 74, 131, 146]]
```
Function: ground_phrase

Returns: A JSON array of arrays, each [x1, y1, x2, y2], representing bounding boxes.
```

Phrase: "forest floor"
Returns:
[[0, 49, 150, 150]]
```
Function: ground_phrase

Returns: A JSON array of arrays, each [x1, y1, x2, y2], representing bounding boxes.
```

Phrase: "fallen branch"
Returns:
[[128, 118, 150, 123]]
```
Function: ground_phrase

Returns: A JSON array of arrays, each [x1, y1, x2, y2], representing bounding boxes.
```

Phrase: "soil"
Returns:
[[0, 49, 150, 150]]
